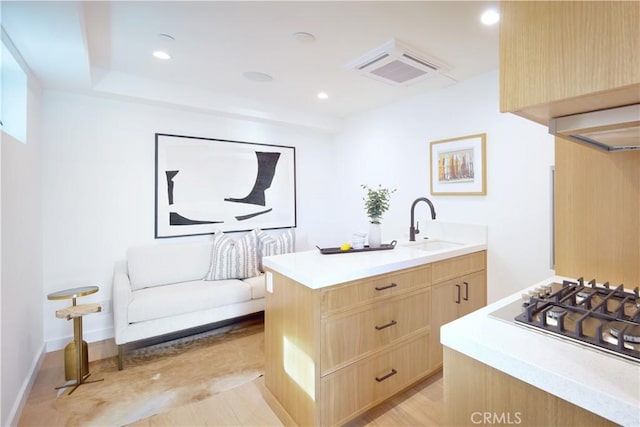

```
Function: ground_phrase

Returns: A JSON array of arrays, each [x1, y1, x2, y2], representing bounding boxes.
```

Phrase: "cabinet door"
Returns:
[[459, 271, 486, 316], [430, 270, 486, 368], [430, 280, 460, 369], [555, 138, 640, 287], [500, 1, 640, 123]]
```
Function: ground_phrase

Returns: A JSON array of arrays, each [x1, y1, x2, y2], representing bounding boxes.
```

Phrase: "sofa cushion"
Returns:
[[243, 274, 266, 300], [256, 228, 295, 271], [204, 230, 260, 280], [127, 241, 213, 291], [128, 279, 251, 323]]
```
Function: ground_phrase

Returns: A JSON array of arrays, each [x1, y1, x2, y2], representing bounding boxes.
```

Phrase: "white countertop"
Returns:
[[441, 275, 640, 427], [263, 241, 487, 289]]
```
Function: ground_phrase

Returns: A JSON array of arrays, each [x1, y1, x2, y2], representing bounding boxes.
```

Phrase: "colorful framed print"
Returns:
[[430, 133, 486, 196]]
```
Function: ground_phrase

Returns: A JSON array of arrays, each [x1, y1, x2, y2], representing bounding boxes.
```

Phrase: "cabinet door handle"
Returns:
[[375, 283, 398, 291], [375, 320, 397, 330], [375, 368, 398, 382], [463, 281, 469, 301], [455, 284, 461, 304]]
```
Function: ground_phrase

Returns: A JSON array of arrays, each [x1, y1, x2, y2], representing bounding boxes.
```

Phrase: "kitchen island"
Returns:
[[262, 224, 487, 426], [441, 276, 640, 427]]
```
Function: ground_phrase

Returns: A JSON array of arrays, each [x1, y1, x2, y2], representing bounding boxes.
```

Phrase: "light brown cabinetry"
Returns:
[[265, 251, 486, 426], [499, 1, 640, 125], [265, 264, 433, 426], [430, 252, 486, 368], [555, 137, 640, 286], [321, 265, 430, 316], [321, 288, 430, 374], [443, 347, 616, 427], [321, 333, 431, 426]]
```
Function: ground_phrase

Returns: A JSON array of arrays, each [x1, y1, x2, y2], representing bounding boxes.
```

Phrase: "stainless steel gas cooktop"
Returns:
[[493, 277, 640, 362]]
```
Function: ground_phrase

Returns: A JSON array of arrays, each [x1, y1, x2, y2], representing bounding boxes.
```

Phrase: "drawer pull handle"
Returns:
[[375, 283, 398, 291], [375, 320, 397, 330], [463, 281, 469, 301], [455, 284, 461, 304], [375, 369, 398, 382]]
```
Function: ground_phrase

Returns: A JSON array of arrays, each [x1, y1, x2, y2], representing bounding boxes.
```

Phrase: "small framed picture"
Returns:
[[430, 133, 486, 196]]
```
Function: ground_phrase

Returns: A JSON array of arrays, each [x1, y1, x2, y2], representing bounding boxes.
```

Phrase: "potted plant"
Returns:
[[361, 184, 396, 247]]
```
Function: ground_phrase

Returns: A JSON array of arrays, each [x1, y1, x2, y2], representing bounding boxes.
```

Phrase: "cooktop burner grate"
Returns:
[[515, 277, 640, 362]]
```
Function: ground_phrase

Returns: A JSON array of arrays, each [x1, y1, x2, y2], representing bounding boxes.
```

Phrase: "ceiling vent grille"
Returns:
[[344, 39, 450, 86]]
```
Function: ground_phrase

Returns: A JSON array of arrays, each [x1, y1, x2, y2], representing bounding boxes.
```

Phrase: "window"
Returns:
[[1, 35, 27, 144]]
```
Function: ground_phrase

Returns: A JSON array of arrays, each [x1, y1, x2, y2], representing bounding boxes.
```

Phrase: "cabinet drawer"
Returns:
[[320, 333, 431, 426], [431, 251, 485, 284], [321, 265, 431, 316], [321, 289, 430, 374]]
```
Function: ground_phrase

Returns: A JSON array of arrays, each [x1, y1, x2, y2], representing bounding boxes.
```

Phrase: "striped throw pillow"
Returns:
[[256, 228, 295, 271], [204, 230, 260, 280]]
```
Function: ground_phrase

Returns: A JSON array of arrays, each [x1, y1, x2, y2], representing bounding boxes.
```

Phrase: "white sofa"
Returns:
[[112, 240, 266, 370]]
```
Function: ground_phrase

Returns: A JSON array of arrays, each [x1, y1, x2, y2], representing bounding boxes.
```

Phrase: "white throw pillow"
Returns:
[[256, 228, 295, 271], [204, 230, 260, 280]]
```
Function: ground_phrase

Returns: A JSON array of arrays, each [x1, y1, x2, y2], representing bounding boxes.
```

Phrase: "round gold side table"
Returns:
[[48, 285, 104, 394]]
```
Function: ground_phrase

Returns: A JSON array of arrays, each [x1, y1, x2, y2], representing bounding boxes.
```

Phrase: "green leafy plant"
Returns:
[[361, 184, 396, 224]]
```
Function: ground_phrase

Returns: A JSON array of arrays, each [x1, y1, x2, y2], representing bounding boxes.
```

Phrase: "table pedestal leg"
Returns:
[[63, 340, 88, 381], [55, 314, 103, 395]]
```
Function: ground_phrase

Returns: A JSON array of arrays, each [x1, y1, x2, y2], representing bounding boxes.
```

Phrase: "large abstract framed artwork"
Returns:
[[155, 133, 296, 238]]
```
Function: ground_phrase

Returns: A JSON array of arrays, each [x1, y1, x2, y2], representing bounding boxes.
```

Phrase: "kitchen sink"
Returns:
[[405, 240, 464, 252]]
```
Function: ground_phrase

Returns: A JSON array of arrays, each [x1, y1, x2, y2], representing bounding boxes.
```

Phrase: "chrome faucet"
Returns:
[[409, 197, 436, 241]]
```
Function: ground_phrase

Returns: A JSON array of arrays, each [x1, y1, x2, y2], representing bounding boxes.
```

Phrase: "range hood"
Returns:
[[549, 104, 640, 152]]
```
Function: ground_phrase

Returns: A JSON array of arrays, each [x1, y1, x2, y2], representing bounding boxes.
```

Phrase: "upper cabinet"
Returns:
[[499, 1, 640, 126]]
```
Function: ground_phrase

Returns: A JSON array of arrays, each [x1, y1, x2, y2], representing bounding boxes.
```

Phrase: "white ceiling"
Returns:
[[2, 1, 499, 131]]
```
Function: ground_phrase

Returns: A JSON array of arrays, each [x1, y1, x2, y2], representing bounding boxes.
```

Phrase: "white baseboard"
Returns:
[[46, 326, 114, 352], [5, 343, 45, 427]]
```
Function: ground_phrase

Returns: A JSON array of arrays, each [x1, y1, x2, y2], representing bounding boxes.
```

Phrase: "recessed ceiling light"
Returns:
[[317, 92, 328, 100], [481, 9, 500, 25], [153, 50, 171, 60], [293, 32, 316, 44], [242, 71, 273, 82], [153, 34, 174, 60]]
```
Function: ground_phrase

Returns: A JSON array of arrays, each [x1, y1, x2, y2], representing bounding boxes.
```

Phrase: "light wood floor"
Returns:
[[19, 334, 445, 426], [129, 372, 444, 426]]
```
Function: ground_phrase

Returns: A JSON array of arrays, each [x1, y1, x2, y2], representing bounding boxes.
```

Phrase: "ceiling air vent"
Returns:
[[344, 39, 450, 86]]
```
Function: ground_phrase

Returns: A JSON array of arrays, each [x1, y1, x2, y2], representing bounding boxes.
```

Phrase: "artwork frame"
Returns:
[[155, 133, 296, 238], [430, 133, 486, 196]]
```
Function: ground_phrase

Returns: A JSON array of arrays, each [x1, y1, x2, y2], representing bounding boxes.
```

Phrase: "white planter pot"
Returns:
[[368, 222, 382, 248]]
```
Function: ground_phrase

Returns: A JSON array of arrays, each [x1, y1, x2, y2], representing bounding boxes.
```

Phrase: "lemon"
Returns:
[[340, 243, 352, 251]]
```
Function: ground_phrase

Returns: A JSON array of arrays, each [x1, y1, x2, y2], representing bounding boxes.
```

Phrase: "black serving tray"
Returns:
[[316, 240, 397, 255]]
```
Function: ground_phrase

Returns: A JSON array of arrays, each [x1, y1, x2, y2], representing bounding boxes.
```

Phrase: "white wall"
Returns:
[[332, 70, 556, 301], [40, 70, 555, 347], [40, 91, 337, 349], [1, 75, 43, 425]]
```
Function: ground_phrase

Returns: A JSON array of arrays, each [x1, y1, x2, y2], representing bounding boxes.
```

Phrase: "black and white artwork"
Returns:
[[155, 133, 296, 238]]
